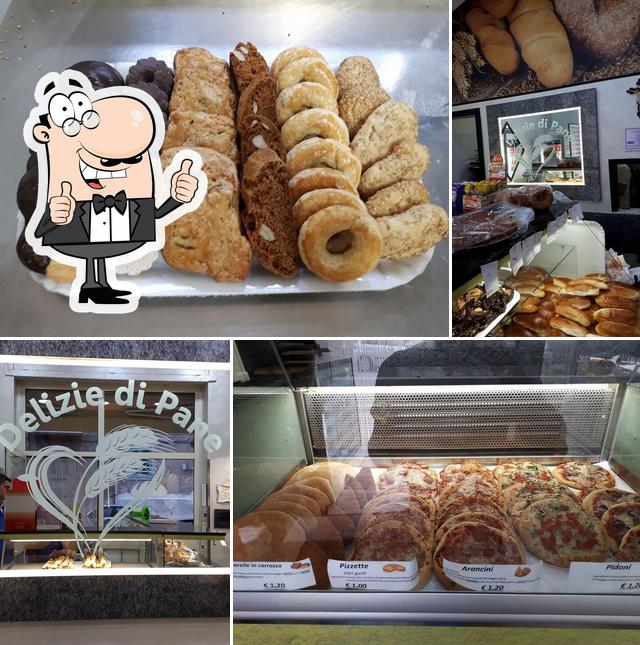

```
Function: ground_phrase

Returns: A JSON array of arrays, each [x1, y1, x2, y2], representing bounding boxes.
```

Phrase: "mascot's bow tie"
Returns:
[[92, 190, 127, 214]]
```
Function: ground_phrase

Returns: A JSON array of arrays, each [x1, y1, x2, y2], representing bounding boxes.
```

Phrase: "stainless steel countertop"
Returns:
[[0, 0, 450, 337]]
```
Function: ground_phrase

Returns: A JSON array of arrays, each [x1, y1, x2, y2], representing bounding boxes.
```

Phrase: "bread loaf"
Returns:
[[593, 308, 638, 325], [480, 0, 517, 17], [550, 315, 588, 337], [596, 321, 640, 337], [508, 0, 573, 88], [556, 303, 593, 328], [513, 313, 549, 333], [595, 294, 638, 311], [466, 6, 520, 76]]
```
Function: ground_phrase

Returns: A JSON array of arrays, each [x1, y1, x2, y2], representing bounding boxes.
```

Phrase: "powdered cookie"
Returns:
[[376, 204, 448, 260], [365, 180, 429, 217], [359, 141, 430, 198], [351, 101, 418, 169]]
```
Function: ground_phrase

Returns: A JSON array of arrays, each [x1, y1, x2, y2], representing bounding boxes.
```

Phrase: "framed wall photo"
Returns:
[[486, 89, 600, 201], [453, 1, 640, 106], [498, 107, 585, 186], [626, 128, 640, 152]]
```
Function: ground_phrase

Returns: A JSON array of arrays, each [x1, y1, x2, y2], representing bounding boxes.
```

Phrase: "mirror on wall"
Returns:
[[609, 158, 640, 213], [498, 107, 585, 186]]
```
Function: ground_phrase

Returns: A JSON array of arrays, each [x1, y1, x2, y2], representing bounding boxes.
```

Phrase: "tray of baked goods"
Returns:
[[495, 266, 640, 337], [234, 459, 640, 592], [16, 44, 448, 298]]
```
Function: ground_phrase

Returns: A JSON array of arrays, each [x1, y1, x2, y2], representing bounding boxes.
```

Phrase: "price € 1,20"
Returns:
[[263, 582, 286, 590]]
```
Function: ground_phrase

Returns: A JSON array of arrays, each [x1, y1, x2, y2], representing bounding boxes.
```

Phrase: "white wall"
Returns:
[[453, 76, 640, 212]]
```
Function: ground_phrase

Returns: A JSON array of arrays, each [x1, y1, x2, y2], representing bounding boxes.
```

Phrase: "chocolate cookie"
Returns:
[[67, 60, 124, 90], [127, 81, 169, 123], [126, 57, 174, 96], [17, 164, 39, 222], [16, 231, 49, 275]]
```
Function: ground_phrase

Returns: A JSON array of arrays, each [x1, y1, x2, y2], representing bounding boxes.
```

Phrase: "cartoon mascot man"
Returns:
[[24, 70, 205, 313]]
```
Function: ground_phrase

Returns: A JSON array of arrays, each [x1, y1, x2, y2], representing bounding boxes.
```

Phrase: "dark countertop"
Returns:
[[0, 572, 229, 622], [452, 202, 574, 290]]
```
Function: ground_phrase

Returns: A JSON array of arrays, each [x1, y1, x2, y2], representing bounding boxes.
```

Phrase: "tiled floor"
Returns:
[[2, 618, 229, 645]]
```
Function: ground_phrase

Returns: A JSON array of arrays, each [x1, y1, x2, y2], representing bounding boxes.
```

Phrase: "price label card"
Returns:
[[569, 203, 584, 222], [234, 559, 316, 591], [481, 261, 500, 297], [328, 559, 419, 591], [443, 560, 542, 593], [569, 562, 640, 594], [522, 236, 537, 265], [533, 231, 544, 254], [509, 242, 523, 275]]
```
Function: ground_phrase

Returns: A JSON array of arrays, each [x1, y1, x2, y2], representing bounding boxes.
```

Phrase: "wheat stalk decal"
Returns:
[[71, 425, 175, 557]]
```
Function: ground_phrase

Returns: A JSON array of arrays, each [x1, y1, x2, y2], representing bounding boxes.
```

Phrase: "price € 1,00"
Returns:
[[263, 582, 286, 590], [346, 582, 368, 590], [620, 581, 640, 591]]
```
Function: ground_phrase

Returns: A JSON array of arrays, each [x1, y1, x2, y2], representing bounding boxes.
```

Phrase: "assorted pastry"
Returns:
[[17, 46, 447, 289], [234, 460, 640, 592], [498, 266, 640, 337], [452, 284, 515, 337]]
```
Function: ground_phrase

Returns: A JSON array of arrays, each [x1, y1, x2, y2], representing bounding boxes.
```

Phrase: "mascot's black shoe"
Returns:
[[101, 286, 132, 297], [78, 287, 130, 304]]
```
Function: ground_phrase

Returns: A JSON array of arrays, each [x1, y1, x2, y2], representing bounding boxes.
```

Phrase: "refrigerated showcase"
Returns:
[[233, 340, 640, 626]]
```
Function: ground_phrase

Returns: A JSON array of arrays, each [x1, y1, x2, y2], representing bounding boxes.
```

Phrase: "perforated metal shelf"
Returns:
[[303, 385, 616, 454]]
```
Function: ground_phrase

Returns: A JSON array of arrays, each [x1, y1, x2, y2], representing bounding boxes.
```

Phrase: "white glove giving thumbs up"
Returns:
[[170, 158, 199, 204], [49, 181, 76, 225]]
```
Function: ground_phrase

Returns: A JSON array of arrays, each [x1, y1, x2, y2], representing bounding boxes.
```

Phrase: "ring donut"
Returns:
[[286, 137, 362, 189], [275, 82, 338, 126], [298, 205, 382, 282], [289, 168, 358, 203], [281, 108, 349, 151], [277, 57, 338, 96], [293, 188, 367, 229], [271, 47, 326, 78]]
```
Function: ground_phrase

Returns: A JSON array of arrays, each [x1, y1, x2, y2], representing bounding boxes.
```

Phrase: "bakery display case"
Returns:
[[234, 340, 640, 626], [1, 531, 224, 570]]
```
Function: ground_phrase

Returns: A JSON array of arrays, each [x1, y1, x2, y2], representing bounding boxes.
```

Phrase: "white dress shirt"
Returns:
[[90, 200, 131, 243]]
